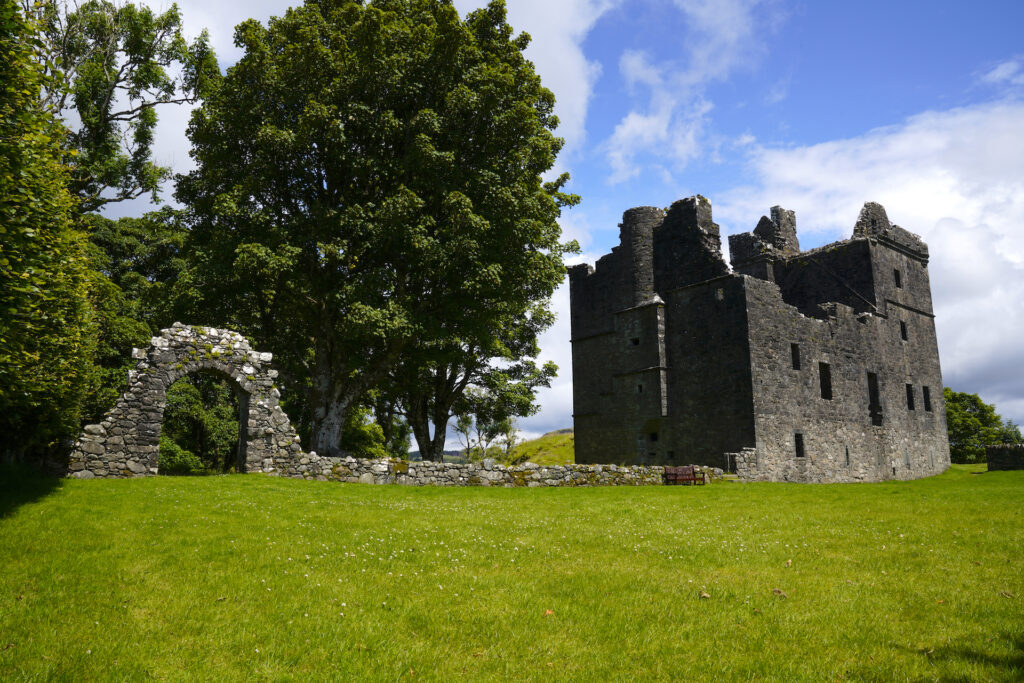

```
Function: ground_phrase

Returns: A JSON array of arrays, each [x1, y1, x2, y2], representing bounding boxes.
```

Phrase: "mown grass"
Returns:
[[1, 464, 1021, 681], [510, 428, 575, 465]]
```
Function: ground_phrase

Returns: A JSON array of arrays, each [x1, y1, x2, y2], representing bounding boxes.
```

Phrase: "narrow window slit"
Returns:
[[867, 372, 883, 426], [819, 362, 832, 400]]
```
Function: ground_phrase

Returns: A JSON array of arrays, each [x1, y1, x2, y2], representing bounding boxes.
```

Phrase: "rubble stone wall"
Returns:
[[276, 454, 722, 487]]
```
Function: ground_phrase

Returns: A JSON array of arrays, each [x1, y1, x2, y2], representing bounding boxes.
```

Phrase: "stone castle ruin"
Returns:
[[569, 196, 951, 483], [66, 323, 678, 487], [68, 324, 303, 478]]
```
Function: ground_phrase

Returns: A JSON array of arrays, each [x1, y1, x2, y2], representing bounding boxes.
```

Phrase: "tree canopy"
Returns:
[[28, 0, 219, 211], [0, 0, 94, 459], [177, 0, 577, 456], [944, 388, 1023, 463]]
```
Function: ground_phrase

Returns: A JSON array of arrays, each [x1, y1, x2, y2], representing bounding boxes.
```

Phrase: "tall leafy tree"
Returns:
[[0, 0, 95, 460], [944, 388, 1023, 463], [177, 0, 577, 456], [26, 0, 219, 212], [81, 208, 187, 421], [394, 304, 556, 460]]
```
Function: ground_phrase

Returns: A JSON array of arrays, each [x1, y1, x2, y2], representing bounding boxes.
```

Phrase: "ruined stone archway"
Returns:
[[68, 323, 303, 478]]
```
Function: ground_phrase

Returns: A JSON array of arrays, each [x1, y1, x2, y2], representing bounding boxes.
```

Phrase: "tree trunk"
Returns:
[[311, 394, 348, 457], [429, 418, 448, 461], [408, 395, 437, 461], [309, 354, 352, 457]]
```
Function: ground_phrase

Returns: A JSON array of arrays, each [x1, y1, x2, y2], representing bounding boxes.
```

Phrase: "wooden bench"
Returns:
[[664, 465, 705, 486]]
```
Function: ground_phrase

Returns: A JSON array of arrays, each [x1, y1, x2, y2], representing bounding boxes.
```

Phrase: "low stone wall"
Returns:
[[274, 453, 721, 487], [986, 445, 1024, 471]]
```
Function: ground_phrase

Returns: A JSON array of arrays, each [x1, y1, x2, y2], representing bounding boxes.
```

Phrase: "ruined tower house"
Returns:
[[568, 196, 950, 483]]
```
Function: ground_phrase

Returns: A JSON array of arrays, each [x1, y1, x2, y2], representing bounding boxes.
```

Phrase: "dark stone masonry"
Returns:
[[986, 445, 1024, 471], [569, 196, 951, 483]]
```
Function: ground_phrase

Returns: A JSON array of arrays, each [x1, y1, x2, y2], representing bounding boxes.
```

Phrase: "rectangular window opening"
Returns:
[[906, 383, 915, 410], [637, 383, 643, 394], [649, 432, 658, 442], [923, 386, 932, 412], [899, 320, 908, 341], [791, 343, 801, 370], [819, 362, 833, 400], [630, 337, 640, 346], [894, 268, 903, 288], [844, 445, 851, 467], [867, 372, 883, 426], [794, 432, 805, 458]]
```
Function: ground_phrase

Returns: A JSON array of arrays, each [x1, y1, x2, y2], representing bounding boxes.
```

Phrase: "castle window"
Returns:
[[668, 450, 676, 462], [791, 343, 801, 370], [894, 269, 902, 288], [794, 432, 805, 458], [649, 432, 658, 442], [867, 372, 883, 426], [630, 337, 640, 346], [906, 384, 915, 410], [819, 362, 833, 400], [899, 321, 908, 341], [923, 386, 932, 412], [904, 449, 911, 467], [637, 383, 643, 393], [845, 445, 851, 467]]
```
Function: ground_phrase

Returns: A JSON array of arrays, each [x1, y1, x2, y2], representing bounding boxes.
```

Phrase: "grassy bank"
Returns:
[[509, 428, 575, 465], [1, 465, 1021, 680]]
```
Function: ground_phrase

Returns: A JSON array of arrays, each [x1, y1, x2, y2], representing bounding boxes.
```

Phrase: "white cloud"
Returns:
[[714, 99, 1024, 422], [604, 0, 778, 183], [980, 57, 1024, 87], [764, 77, 788, 104]]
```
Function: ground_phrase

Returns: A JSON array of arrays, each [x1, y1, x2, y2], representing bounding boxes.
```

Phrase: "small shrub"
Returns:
[[158, 436, 204, 474]]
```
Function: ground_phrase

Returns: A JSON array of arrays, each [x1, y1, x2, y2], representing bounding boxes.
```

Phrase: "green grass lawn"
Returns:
[[1, 465, 1021, 681]]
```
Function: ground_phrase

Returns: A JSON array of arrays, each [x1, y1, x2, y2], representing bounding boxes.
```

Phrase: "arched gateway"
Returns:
[[68, 323, 303, 478]]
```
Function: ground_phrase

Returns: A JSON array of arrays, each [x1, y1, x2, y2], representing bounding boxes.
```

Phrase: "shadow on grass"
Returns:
[[0, 462, 63, 519], [898, 632, 1024, 681]]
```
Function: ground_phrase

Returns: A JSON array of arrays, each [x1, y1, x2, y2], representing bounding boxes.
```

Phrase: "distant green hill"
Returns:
[[509, 428, 574, 465]]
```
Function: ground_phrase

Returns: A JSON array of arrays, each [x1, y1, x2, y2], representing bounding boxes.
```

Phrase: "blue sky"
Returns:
[[129, 0, 1024, 438]]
